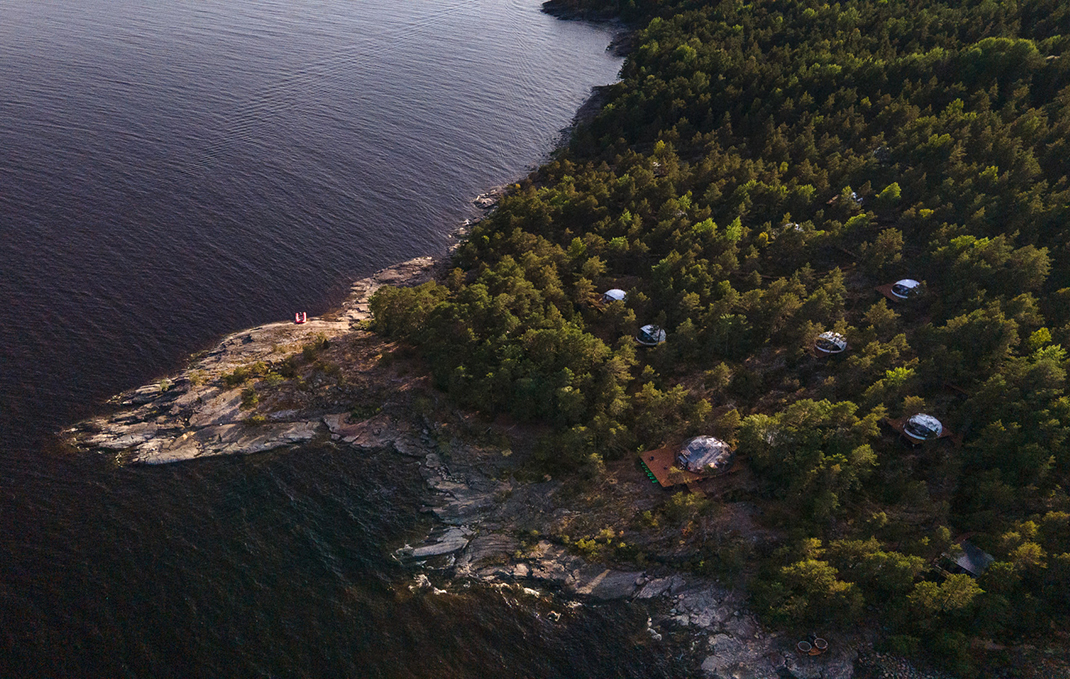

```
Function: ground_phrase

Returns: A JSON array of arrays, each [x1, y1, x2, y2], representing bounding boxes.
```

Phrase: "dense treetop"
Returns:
[[373, 0, 1070, 673]]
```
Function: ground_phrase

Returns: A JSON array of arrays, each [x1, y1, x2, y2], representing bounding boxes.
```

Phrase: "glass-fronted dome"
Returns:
[[676, 435, 733, 473], [890, 279, 922, 300], [636, 324, 667, 346], [815, 331, 848, 354], [602, 289, 627, 303], [904, 413, 943, 441]]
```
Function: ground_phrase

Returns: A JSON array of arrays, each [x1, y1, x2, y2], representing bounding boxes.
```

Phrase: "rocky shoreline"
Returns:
[[377, 412, 866, 679], [65, 256, 443, 464], [64, 243, 957, 679]]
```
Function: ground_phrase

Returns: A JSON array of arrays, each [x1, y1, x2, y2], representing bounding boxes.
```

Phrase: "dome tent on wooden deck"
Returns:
[[636, 324, 666, 346], [602, 289, 627, 304], [890, 279, 922, 300], [877, 278, 924, 302], [676, 435, 733, 474], [814, 331, 847, 354], [904, 413, 943, 442], [638, 436, 735, 489], [884, 413, 954, 445]]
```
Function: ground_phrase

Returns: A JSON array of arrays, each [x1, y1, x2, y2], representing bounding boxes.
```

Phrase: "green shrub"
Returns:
[[240, 386, 259, 410], [222, 366, 252, 387]]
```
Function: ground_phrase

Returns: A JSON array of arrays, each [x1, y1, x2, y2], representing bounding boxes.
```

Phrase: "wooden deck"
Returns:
[[875, 283, 901, 302], [638, 445, 702, 488]]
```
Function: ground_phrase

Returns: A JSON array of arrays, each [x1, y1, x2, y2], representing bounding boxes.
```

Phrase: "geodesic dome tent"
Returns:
[[602, 289, 627, 304], [636, 324, 667, 346], [904, 413, 943, 441], [676, 436, 733, 474], [890, 279, 922, 300], [815, 331, 847, 354]]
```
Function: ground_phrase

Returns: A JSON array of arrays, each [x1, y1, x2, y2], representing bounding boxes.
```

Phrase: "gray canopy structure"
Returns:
[[904, 413, 943, 441], [636, 324, 667, 346], [602, 289, 627, 304], [955, 541, 995, 577], [815, 331, 848, 354], [676, 436, 734, 474], [890, 279, 922, 300]]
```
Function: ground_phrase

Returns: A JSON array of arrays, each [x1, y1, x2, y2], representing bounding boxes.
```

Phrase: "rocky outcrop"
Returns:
[[572, 566, 646, 599], [130, 421, 322, 465], [472, 186, 504, 210], [392, 437, 874, 679], [323, 412, 426, 457], [397, 526, 474, 561], [660, 579, 860, 679], [66, 257, 439, 464]]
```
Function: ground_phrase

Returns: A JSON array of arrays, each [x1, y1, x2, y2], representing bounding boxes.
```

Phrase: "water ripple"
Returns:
[[0, 0, 642, 676]]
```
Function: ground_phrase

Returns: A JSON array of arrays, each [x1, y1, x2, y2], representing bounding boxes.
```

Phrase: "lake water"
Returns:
[[0, 0, 688, 675]]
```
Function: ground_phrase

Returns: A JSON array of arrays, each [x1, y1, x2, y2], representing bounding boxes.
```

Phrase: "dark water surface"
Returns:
[[0, 0, 686, 676]]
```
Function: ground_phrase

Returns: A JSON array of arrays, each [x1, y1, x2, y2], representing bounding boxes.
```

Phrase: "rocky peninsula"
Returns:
[[65, 238, 956, 679], [67, 256, 441, 464]]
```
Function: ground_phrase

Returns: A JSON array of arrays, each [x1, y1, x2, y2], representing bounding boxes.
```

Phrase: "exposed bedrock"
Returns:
[[66, 257, 438, 463]]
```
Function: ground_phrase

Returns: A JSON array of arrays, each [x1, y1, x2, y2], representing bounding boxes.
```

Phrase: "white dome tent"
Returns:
[[814, 331, 847, 354], [904, 413, 943, 442], [636, 324, 667, 346], [602, 289, 627, 304], [676, 436, 733, 474], [890, 279, 922, 300]]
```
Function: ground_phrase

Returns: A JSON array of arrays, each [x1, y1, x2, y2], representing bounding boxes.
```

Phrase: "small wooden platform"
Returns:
[[638, 446, 701, 488]]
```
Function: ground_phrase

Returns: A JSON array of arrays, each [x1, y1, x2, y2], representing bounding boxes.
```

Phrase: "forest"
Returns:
[[371, 0, 1070, 673]]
